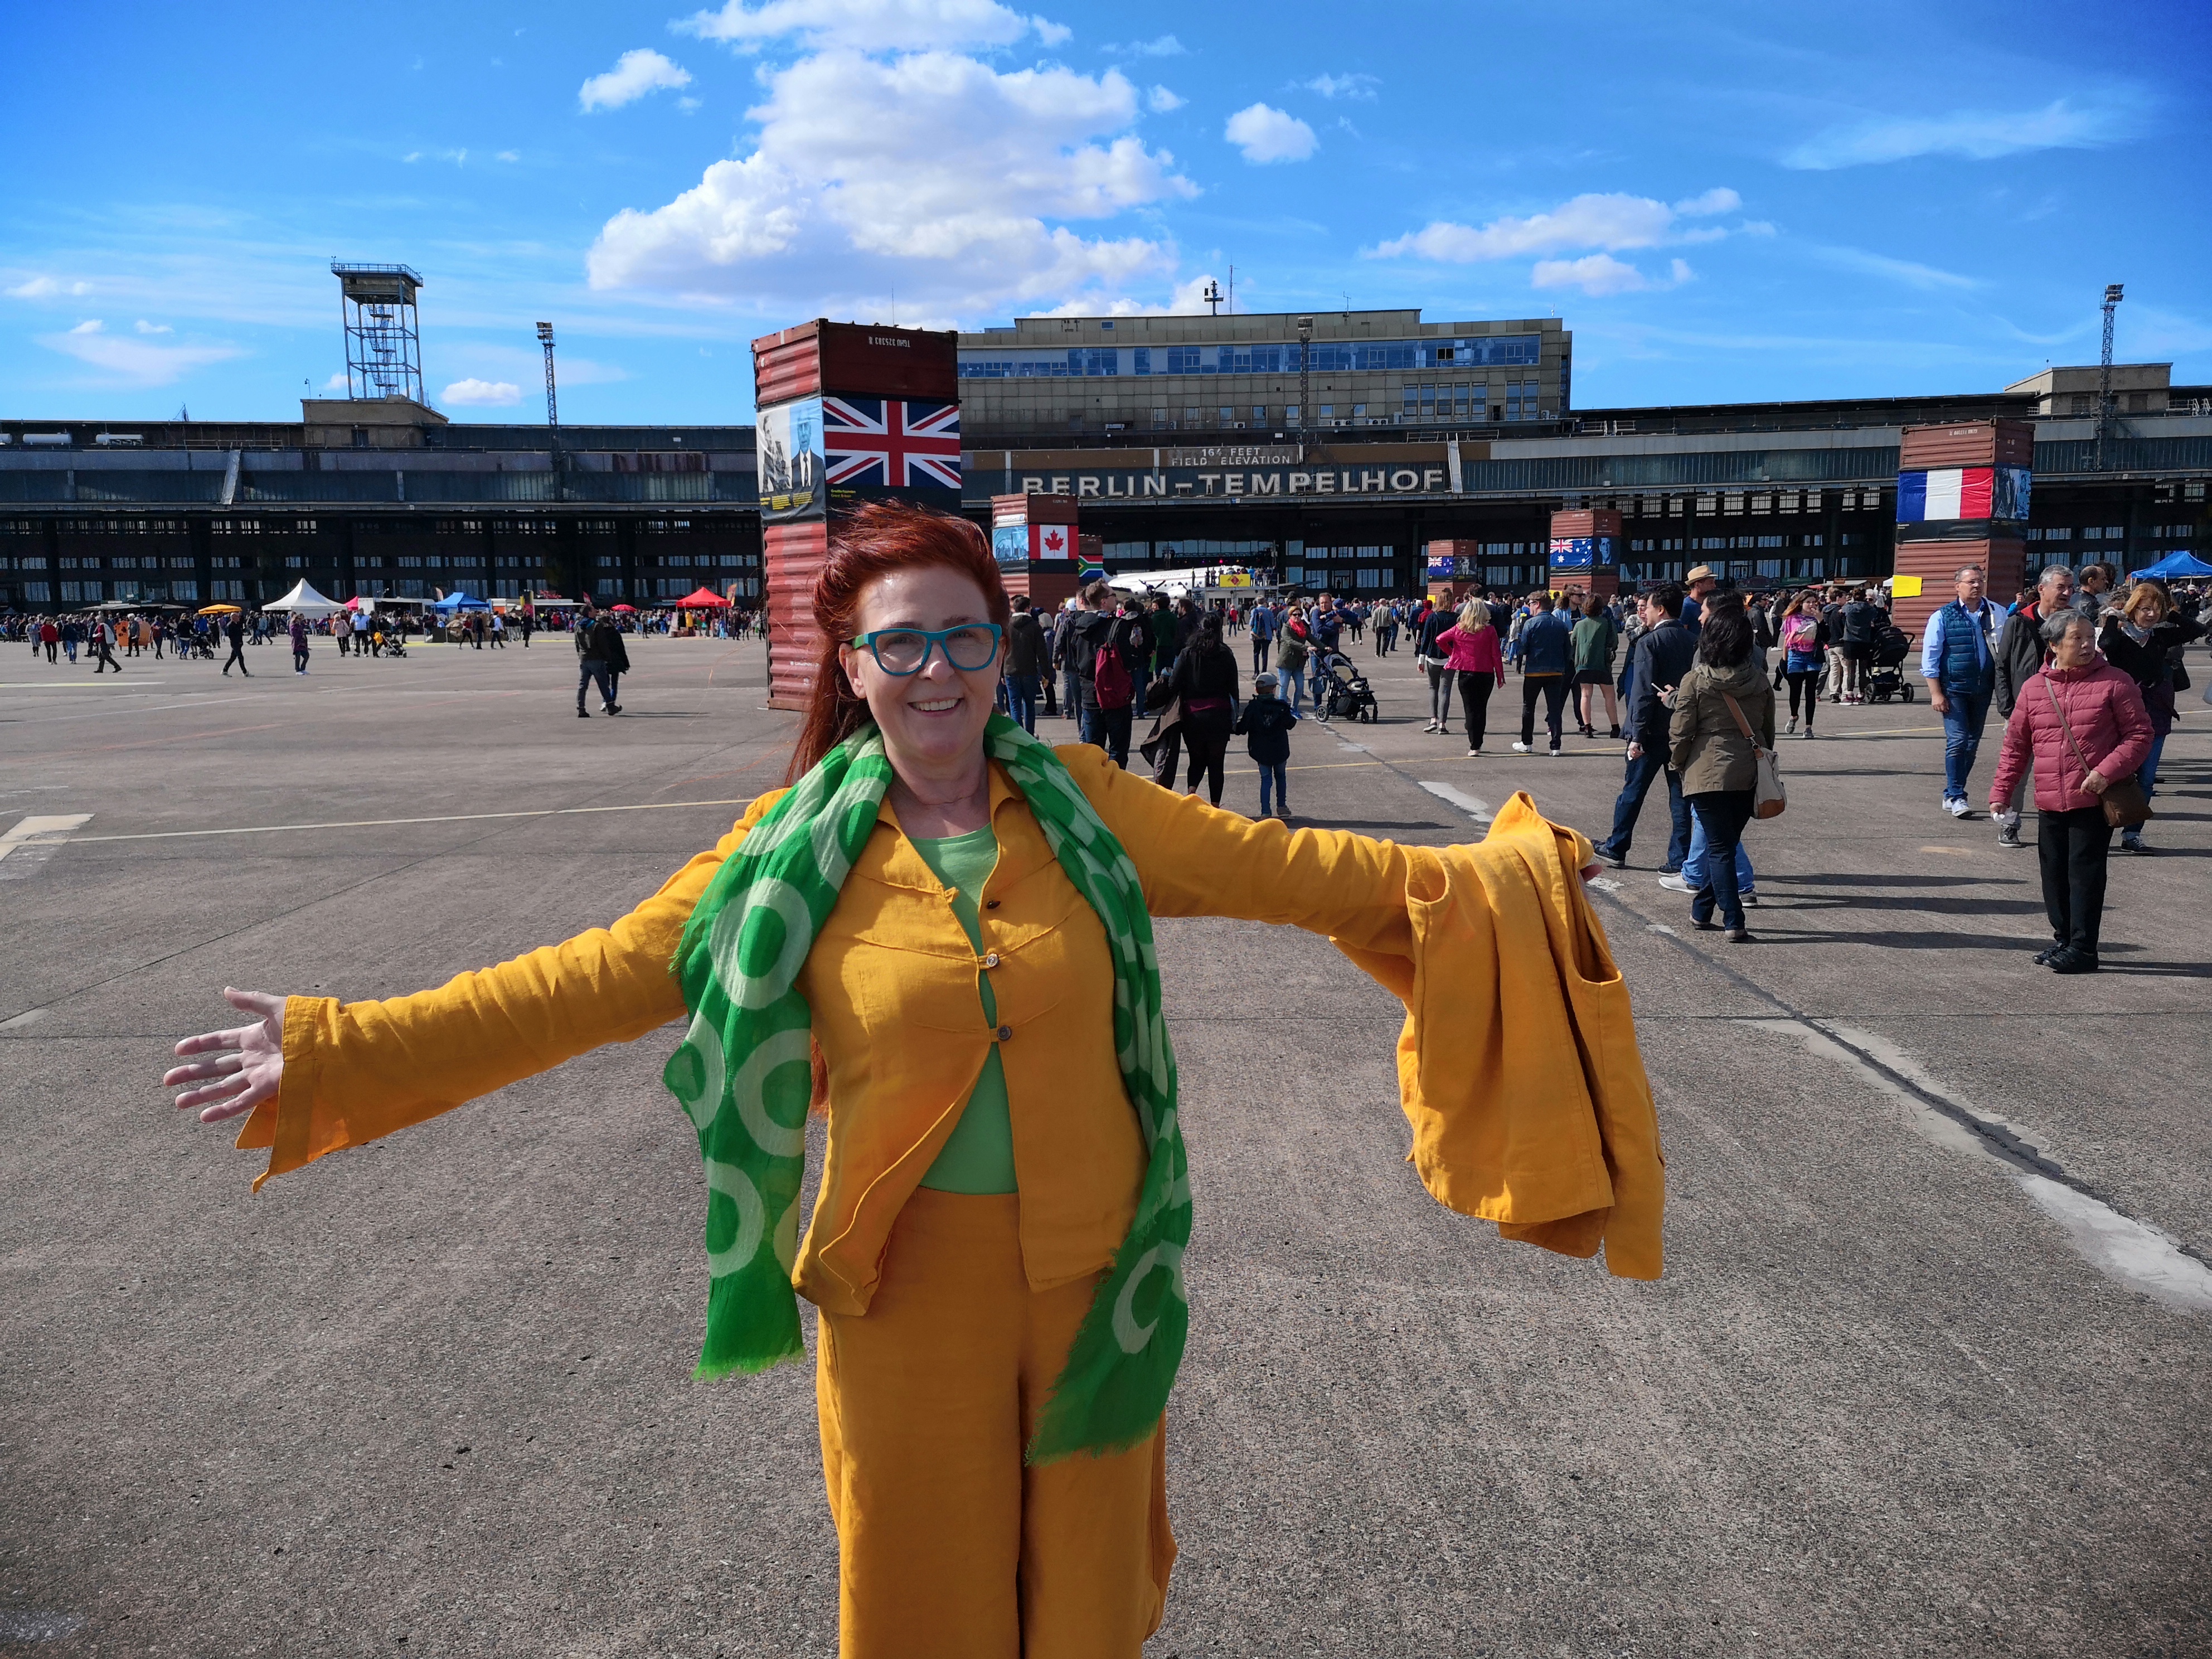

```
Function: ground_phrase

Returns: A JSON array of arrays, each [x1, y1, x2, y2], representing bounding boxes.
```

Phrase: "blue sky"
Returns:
[[3, 0, 2206, 425]]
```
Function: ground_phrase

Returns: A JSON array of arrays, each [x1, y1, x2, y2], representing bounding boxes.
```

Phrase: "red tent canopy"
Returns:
[[675, 586, 732, 608]]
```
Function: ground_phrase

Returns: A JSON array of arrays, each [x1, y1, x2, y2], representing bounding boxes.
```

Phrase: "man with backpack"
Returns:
[[1067, 581, 1147, 766]]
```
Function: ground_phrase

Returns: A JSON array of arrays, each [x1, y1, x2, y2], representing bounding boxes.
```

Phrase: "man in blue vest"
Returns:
[[1920, 562, 2003, 818]]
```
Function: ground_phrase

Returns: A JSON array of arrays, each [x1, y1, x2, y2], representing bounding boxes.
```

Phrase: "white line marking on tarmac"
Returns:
[[68, 798, 756, 844], [0, 814, 91, 881], [1417, 780, 1492, 824], [0, 680, 168, 688], [1749, 1018, 2212, 1314]]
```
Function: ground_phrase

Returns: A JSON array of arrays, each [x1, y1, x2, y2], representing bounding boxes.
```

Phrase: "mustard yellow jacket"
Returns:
[[240, 745, 1663, 1307]]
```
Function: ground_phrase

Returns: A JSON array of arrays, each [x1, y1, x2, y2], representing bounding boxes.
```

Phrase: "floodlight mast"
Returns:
[[331, 261, 425, 402], [2096, 283, 2123, 470], [1296, 314, 1314, 459], [1202, 279, 1223, 317], [537, 321, 559, 430]]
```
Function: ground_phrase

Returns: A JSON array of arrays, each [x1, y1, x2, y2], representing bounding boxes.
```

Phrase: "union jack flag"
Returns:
[[822, 396, 962, 491]]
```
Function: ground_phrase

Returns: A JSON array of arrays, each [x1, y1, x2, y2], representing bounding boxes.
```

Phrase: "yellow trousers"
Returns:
[[816, 1189, 1176, 1657]]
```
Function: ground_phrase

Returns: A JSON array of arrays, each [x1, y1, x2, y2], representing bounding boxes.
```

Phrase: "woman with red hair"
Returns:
[[165, 502, 1661, 1658]]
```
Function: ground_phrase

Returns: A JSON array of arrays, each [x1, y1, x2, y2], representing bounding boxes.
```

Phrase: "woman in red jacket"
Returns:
[[1987, 610, 2152, 974]]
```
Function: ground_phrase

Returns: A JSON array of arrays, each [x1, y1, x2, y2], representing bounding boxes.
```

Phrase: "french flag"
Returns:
[[1897, 467, 1995, 522]]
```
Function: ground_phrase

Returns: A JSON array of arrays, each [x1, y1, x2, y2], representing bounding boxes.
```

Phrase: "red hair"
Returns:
[[788, 501, 1013, 780]]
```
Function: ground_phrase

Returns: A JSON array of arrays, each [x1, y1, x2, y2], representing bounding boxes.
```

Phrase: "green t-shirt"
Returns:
[[909, 826, 1017, 1194]]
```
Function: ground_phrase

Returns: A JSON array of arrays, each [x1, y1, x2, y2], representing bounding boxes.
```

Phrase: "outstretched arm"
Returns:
[[164, 792, 785, 1185]]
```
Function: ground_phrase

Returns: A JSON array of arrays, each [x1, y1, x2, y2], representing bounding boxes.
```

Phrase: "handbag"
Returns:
[[2043, 675, 2152, 828], [1720, 691, 1787, 819]]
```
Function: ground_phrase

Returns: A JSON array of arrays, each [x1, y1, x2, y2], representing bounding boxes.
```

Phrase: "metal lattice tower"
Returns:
[[537, 322, 559, 429], [2097, 282, 2123, 470], [331, 261, 425, 401]]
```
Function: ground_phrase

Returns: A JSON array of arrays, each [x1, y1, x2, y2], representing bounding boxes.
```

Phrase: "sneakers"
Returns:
[[1996, 824, 2025, 850], [1547, 746, 1563, 758], [1658, 874, 1695, 893], [1595, 847, 1627, 869], [1511, 741, 1533, 754], [1943, 797, 1972, 819], [1727, 927, 1755, 944], [2119, 830, 2147, 855], [1423, 720, 1439, 734], [1785, 716, 1798, 735], [1467, 747, 1481, 759], [578, 709, 591, 718], [1799, 726, 1816, 739], [1742, 891, 1759, 908], [1608, 724, 1622, 739], [2032, 941, 2065, 966]]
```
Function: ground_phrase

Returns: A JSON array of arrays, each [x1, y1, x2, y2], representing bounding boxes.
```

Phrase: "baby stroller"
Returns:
[[1861, 621, 1915, 703], [1322, 652, 1379, 723]]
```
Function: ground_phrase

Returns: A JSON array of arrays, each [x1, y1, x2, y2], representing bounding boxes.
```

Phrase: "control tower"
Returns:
[[331, 261, 425, 402]]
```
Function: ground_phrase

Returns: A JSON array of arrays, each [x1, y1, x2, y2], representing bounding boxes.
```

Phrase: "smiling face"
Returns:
[[836, 564, 1002, 776]]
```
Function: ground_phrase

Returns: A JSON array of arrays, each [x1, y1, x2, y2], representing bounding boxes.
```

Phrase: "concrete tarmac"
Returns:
[[2, 628, 2207, 1657]]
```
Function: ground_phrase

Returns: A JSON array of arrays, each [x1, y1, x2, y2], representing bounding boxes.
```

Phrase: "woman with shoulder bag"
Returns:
[[1666, 607, 1776, 943], [2096, 580, 2204, 855], [1166, 613, 1243, 805], [1989, 610, 2153, 973]]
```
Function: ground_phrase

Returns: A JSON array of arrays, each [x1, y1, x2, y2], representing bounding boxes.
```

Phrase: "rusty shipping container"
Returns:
[[1890, 537, 2026, 643], [1898, 420, 2035, 472], [1547, 508, 1624, 540], [991, 491, 1080, 527], [753, 319, 961, 709]]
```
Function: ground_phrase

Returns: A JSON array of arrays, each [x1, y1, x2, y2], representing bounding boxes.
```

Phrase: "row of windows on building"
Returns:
[[957, 336, 1545, 379], [0, 516, 730, 538], [1088, 394, 1550, 432]]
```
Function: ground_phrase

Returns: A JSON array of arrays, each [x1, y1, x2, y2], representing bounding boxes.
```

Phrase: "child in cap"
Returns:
[[1233, 672, 1301, 820]]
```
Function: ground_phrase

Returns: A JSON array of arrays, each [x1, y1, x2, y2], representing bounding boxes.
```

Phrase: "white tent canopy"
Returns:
[[260, 579, 347, 617]]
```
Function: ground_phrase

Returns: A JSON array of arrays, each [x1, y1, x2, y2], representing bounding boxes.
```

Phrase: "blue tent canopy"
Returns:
[[431, 591, 492, 610], [2135, 550, 2212, 579]]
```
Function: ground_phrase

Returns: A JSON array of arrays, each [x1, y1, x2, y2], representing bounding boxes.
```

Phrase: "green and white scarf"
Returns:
[[663, 712, 1191, 1463]]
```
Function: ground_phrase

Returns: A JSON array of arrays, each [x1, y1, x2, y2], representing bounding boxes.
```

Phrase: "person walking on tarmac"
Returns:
[[1991, 565, 2075, 848], [222, 612, 251, 677], [576, 604, 628, 717], [91, 615, 123, 673], [1922, 564, 2005, 819]]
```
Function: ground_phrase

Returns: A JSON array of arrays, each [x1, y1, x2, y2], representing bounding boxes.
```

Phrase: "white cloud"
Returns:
[[1110, 33, 1184, 57], [677, 95, 702, 111], [1147, 85, 1185, 114], [1809, 245, 1981, 290], [1783, 98, 2123, 169], [1031, 14, 1071, 45], [679, 0, 1048, 52], [497, 149, 521, 162], [38, 319, 241, 386], [1302, 72, 1377, 100], [1037, 270, 1224, 318], [588, 48, 1194, 318], [442, 378, 523, 406], [134, 319, 172, 334], [580, 48, 692, 113], [1531, 255, 1694, 296], [1225, 103, 1316, 164], [1372, 191, 1686, 260], [7, 275, 91, 299], [323, 372, 351, 392], [1673, 187, 1740, 216]]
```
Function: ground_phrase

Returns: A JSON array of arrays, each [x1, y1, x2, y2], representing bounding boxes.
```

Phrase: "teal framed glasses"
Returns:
[[849, 623, 1003, 676]]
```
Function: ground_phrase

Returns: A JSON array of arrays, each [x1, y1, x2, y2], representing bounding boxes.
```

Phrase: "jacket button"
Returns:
[[997, 1025, 1013, 1042], [982, 952, 1001, 969]]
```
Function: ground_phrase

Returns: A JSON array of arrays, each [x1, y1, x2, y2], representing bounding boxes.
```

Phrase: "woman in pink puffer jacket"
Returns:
[[1987, 609, 2152, 974]]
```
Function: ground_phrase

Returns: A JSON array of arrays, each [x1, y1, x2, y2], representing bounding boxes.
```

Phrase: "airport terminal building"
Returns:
[[1, 307, 2206, 612]]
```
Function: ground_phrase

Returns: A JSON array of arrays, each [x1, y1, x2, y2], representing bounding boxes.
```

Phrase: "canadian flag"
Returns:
[[1037, 525, 1070, 560]]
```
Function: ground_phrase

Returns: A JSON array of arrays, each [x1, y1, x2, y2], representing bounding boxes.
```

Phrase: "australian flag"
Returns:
[[823, 396, 962, 491]]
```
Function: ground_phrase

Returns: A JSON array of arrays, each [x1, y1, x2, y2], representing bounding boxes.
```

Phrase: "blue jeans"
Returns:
[[1595, 746, 1691, 869], [1278, 663, 1304, 712], [2139, 729, 2167, 799], [1687, 791, 1756, 930], [1005, 672, 1039, 734], [1061, 666, 1083, 720], [1081, 704, 1133, 766], [1684, 809, 1754, 894], [1939, 686, 1992, 801], [577, 658, 613, 711], [1258, 760, 1288, 816]]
